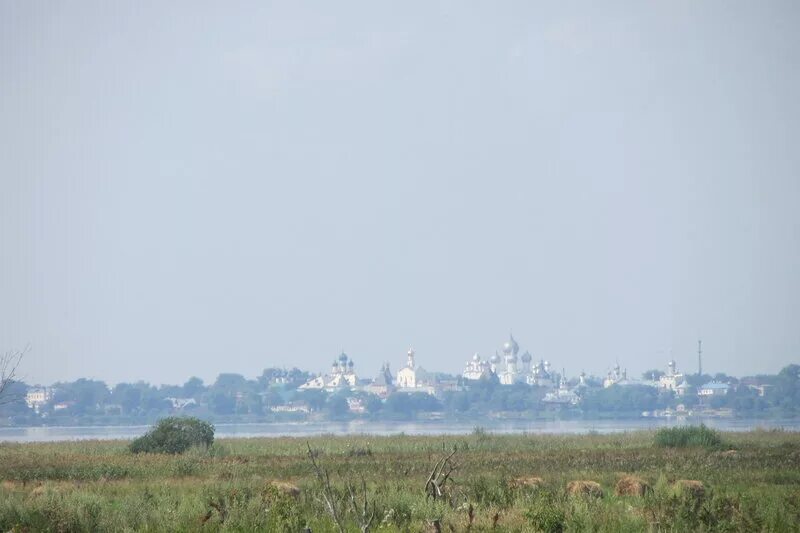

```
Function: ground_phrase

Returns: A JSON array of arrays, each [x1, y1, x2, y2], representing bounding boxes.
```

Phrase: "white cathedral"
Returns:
[[394, 348, 437, 394], [299, 351, 359, 392], [396, 348, 418, 388], [462, 353, 492, 381], [463, 333, 556, 387]]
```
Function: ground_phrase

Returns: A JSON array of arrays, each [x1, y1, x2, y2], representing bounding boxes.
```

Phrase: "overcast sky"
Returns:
[[2, 1, 799, 386]]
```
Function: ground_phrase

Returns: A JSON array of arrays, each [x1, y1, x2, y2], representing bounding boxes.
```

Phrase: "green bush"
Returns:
[[129, 417, 214, 454], [654, 424, 723, 449], [524, 491, 567, 533], [261, 484, 304, 532], [525, 504, 566, 533]]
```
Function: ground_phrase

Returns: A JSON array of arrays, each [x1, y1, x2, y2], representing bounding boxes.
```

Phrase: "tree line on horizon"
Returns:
[[1, 362, 798, 425]]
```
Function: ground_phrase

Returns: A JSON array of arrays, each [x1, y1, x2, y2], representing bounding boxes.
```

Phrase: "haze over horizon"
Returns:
[[2, 1, 799, 386]]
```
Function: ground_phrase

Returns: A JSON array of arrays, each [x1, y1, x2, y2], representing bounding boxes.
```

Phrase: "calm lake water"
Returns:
[[1, 418, 799, 443]]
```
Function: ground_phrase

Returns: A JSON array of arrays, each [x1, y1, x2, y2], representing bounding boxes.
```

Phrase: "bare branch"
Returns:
[[307, 441, 345, 533], [0, 345, 29, 406], [307, 442, 377, 533], [346, 476, 376, 533], [425, 447, 458, 502]]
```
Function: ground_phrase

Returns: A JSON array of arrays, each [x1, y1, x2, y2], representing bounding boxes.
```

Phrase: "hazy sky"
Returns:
[[2, 1, 799, 386]]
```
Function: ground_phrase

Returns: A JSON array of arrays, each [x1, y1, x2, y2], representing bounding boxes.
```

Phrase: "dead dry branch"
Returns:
[[0, 346, 27, 405], [306, 441, 345, 533], [425, 448, 457, 502], [346, 477, 376, 533]]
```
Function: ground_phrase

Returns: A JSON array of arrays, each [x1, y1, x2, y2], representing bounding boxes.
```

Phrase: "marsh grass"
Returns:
[[654, 424, 724, 449], [0, 430, 798, 531]]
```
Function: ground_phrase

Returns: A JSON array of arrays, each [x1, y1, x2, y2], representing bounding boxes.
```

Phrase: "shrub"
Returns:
[[524, 491, 568, 532], [261, 483, 304, 532], [654, 424, 723, 449], [525, 496, 566, 533], [129, 417, 214, 454]]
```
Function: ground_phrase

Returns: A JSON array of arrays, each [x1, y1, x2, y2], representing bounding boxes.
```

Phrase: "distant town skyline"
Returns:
[[15, 335, 776, 388]]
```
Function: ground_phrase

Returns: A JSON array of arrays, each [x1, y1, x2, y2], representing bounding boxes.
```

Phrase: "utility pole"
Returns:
[[698, 339, 703, 376]]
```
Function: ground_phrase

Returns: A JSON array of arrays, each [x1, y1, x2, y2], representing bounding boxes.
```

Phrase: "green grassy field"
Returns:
[[1, 429, 799, 532]]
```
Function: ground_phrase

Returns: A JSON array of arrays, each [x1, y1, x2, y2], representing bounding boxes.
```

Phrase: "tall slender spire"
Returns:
[[698, 339, 703, 376]]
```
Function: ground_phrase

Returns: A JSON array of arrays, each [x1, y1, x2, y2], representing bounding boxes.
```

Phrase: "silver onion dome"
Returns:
[[502, 333, 520, 356]]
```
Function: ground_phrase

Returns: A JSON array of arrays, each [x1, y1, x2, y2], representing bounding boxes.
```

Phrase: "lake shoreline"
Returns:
[[2, 416, 799, 443]]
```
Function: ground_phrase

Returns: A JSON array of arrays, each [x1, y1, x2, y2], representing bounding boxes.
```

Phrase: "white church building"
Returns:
[[299, 351, 359, 392], [395, 348, 437, 394]]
